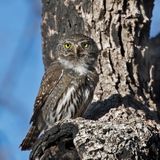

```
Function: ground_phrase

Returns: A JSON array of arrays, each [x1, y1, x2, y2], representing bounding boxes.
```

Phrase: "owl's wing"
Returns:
[[30, 62, 64, 124]]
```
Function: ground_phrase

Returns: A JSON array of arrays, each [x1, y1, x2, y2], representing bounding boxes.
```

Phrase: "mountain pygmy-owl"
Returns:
[[20, 34, 99, 150]]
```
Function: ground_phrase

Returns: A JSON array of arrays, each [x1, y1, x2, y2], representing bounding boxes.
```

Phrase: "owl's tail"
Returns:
[[20, 125, 40, 150]]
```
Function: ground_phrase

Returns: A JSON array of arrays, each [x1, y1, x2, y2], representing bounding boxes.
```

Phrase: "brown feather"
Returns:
[[20, 62, 64, 150], [20, 126, 39, 150], [30, 62, 64, 123]]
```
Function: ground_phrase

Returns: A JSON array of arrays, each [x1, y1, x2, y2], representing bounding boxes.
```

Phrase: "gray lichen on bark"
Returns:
[[30, 106, 160, 159], [30, 0, 160, 159]]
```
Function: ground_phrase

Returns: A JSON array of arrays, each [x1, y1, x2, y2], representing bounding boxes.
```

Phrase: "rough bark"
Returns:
[[30, 108, 160, 160], [30, 0, 160, 159]]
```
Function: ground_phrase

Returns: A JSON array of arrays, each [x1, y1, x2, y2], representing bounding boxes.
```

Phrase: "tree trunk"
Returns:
[[30, 0, 160, 159]]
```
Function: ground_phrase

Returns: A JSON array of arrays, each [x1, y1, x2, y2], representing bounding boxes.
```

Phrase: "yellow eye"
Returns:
[[81, 42, 89, 48], [64, 43, 72, 49]]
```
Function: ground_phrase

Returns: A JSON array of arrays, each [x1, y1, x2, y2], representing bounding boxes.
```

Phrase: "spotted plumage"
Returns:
[[20, 34, 99, 150]]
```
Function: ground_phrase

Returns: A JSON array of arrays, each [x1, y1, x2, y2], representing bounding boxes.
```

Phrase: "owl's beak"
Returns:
[[74, 45, 81, 58]]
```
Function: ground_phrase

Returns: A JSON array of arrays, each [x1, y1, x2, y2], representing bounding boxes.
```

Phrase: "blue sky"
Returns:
[[0, 0, 159, 160], [150, 0, 160, 37], [0, 0, 43, 159]]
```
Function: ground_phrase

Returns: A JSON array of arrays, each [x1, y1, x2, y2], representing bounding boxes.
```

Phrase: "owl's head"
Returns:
[[56, 34, 99, 75]]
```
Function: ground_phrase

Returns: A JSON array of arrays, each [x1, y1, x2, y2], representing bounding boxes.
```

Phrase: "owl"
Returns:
[[20, 34, 99, 150]]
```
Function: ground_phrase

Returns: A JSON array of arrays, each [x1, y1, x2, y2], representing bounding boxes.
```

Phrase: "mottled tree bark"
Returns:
[[30, 0, 160, 159]]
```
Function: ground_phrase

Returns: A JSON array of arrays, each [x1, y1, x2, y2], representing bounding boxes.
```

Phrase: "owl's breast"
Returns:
[[58, 57, 89, 75], [42, 72, 96, 128]]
